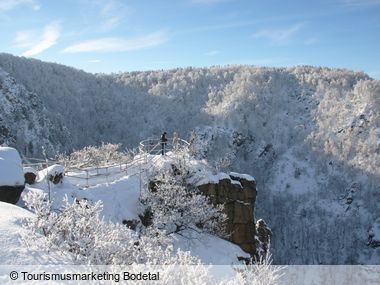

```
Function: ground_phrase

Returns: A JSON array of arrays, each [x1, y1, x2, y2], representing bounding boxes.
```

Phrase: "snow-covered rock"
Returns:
[[23, 166, 37, 175], [37, 164, 64, 184], [0, 147, 24, 204], [37, 164, 64, 180], [23, 166, 37, 185], [369, 218, 380, 248], [0, 147, 23, 186], [197, 172, 257, 256]]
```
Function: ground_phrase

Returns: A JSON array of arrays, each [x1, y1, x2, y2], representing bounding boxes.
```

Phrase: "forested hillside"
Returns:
[[0, 53, 379, 264]]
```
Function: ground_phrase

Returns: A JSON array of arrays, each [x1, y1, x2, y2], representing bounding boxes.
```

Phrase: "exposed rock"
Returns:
[[122, 219, 140, 231], [139, 208, 153, 228], [24, 172, 37, 185], [0, 185, 24, 204], [148, 180, 160, 193], [24, 166, 37, 185], [197, 173, 258, 256], [38, 164, 64, 184], [368, 218, 380, 248], [49, 173, 63, 184], [256, 219, 272, 258]]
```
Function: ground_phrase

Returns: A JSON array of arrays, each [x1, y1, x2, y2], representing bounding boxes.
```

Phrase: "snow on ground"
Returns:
[[8, 152, 249, 265], [0, 202, 70, 265], [172, 230, 249, 265], [75, 175, 142, 223], [148, 151, 253, 188], [21, 174, 142, 224], [23, 166, 37, 175], [0, 147, 24, 186], [229, 172, 255, 182], [195, 172, 231, 186]]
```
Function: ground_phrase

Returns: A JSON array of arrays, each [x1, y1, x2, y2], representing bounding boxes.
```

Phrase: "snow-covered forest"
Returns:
[[0, 53, 379, 264]]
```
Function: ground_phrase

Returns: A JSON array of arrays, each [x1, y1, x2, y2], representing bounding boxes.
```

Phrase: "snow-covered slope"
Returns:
[[0, 53, 379, 264], [0, 202, 70, 264], [17, 156, 249, 265], [0, 66, 68, 156]]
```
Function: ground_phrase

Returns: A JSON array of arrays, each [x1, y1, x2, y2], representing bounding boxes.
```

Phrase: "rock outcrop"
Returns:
[[368, 218, 380, 248], [37, 164, 64, 184], [256, 219, 272, 258], [0, 185, 24, 204], [23, 166, 37, 185], [197, 172, 257, 255]]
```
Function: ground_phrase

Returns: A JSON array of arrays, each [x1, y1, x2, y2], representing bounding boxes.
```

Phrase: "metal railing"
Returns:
[[139, 137, 190, 154], [22, 157, 57, 171], [22, 137, 190, 189]]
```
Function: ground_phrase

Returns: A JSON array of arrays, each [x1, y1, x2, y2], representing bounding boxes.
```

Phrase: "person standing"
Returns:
[[160, 132, 168, 155]]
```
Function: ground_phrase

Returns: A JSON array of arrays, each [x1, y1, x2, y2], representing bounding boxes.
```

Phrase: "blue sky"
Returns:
[[1, 0, 379, 78]]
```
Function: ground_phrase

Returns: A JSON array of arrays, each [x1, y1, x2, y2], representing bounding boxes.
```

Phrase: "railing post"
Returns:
[[86, 170, 89, 188]]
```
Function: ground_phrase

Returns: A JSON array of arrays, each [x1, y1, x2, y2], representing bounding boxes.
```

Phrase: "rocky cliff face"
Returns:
[[197, 172, 258, 255]]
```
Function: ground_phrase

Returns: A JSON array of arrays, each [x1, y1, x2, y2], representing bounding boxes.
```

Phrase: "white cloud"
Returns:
[[89, 0, 130, 32], [0, 0, 39, 11], [205, 50, 220, 56], [63, 31, 169, 53], [88, 59, 101, 63], [19, 22, 60, 57], [252, 23, 303, 44]]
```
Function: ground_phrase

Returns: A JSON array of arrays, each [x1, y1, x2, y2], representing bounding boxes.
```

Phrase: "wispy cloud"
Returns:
[[62, 30, 169, 53], [99, 0, 129, 31], [252, 23, 303, 45], [88, 59, 101, 63], [0, 0, 39, 11], [18, 22, 60, 57], [81, 0, 129, 32], [205, 50, 220, 56]]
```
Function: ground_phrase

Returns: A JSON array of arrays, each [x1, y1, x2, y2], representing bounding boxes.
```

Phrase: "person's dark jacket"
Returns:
[[160, 133, 168, 144]]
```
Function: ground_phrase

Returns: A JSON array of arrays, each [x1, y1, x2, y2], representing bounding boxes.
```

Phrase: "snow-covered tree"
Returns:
[[22, 191, 203, 265], [228, 253, 285, 285], [57, 143, 130, 169], [143, 171, 227, 237]]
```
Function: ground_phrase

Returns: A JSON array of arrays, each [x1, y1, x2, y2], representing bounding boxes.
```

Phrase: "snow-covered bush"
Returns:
[[228, 253, 285, 285], [143, 169, 227, 237], [57, 143, 130, 169], [22, 191, 202, 265]]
